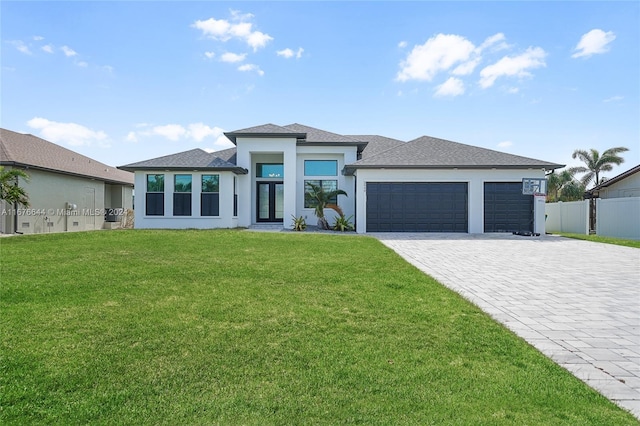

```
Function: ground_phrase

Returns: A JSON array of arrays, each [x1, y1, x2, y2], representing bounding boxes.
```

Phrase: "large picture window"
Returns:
[[201, 174, 220, 216], [304, 160, 337, 176], [173, 174, 192, 216], [146, 174, 164, 216], [304, 180, 338, 208]]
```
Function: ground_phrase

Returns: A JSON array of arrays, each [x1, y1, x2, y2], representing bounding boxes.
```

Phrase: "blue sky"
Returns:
[[2, 1, 639, 179]]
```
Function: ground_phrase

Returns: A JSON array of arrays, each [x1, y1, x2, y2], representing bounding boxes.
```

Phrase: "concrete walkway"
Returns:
[[373, 233, 640, 419]]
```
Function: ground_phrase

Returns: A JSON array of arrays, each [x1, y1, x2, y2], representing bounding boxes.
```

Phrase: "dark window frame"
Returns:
[[304, 179, 338, 208]]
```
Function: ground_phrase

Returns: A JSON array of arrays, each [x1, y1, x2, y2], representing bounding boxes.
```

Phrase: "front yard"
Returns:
[[1, 230, 636, 424]]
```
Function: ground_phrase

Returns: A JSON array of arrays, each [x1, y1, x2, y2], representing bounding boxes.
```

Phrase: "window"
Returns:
[[201, 175, 219, 216], [256, 163, 284, 178], [304, 180, 338, 208], [233, 176, 238, 217], [304, 160, 337, 176], [173, 174, 192, 216], [146, 174, 164, 216]]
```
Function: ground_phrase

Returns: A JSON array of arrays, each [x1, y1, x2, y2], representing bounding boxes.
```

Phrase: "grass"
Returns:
[[557, 232, 640, 248], [1, 230, 637, 425]]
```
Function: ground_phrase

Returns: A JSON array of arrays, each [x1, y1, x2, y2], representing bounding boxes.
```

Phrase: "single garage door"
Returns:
[[484, 182, 533, 232], [366, 182, 468, 232]]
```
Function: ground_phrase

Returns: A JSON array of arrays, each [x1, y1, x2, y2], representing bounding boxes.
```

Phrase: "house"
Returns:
[[0, 128, 134, 234], [118, 123, 563, 234], [587, 164, 640, 199]]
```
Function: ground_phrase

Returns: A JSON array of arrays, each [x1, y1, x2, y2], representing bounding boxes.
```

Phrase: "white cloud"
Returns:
[[42, 44, 54, 53], [187, 123, 224, 142], [277, 48, 294, 58], [246, 31, 273, 51], [152, 124, 187, 141], [277, 47, 304, 59], [27, 117, 108, 147], [204, 51, 216, 59], [238, 63, 264, 76], [507, 87, 520, 94], [572, 29, 615, 58], [497, 141, 513, 148], [603, 95, 623, 103], [76, 61, 88, 68], [61, 45, 77, 57], [398, 41, 407, 48], [221, 52, 247, 63], [434, 77, 465, 97], [125, 132, 138, 143], [33, 36, 44, 41], [479, 47, 546, 88], [396, 34, 475, 82], [192, 12, 273, 52], [8, 40, 32, 55], [478, 33, 509, 52], [127, 122, 233, 146], [452, 58, 481, 76]]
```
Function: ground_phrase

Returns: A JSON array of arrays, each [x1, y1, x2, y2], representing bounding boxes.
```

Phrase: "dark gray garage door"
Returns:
[[484, 182, 533, 232], [366, 182, 468, 232]]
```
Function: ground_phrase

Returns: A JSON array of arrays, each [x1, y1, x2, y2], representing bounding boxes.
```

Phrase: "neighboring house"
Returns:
[[587, 165, 640, 199], [119, 123, 563, 234], [0, 128, 134, 234]]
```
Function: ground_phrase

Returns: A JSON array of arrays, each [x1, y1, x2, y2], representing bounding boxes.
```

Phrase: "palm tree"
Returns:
[[0, 167, 30, 207], [546, 169, 576, 202], [304, 182, 347, 230], [570, 147, 629, 188]]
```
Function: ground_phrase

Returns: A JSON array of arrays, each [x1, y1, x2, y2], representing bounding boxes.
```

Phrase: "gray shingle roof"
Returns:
[[118, 148, 247, 173], [283, 123, 364, 144], [348, 135, 405, 159], [0, 128, 133, 185], [212, 147, 237, 164], [224, 123, 306, 144], [344, 135, 564, 174]]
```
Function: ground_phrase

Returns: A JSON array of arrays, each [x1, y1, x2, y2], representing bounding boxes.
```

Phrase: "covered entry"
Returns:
[[484, 182, 533, 232], [366, 182, 468, 232]]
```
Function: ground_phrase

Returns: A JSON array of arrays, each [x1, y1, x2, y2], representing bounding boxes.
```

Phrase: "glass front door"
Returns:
[[257, 182, 284, 222]]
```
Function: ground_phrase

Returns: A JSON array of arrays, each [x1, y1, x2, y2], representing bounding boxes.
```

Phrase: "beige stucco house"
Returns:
[[0, 128, 134, 234]]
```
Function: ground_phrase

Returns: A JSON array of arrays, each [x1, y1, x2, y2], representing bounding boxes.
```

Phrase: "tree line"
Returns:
[[547, 147, 629, 202]]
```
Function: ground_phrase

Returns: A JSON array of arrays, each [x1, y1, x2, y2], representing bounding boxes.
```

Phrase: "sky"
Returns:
[[2, 1, 639, 180]]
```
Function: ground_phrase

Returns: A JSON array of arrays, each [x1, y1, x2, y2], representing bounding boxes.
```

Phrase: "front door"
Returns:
[[257, 182, 284, 222]]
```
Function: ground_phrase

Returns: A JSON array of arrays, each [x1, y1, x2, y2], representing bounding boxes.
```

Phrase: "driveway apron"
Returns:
[[373, 233, 640, 418]]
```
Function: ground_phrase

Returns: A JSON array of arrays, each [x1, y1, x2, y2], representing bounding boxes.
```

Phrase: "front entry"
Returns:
[[256, 182, 284, 222]]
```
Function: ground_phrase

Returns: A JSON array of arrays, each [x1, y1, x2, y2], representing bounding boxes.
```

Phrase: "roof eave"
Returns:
[[343, 163, 565, 175], [117, 165, 248, 175], [2, 161, 134, 186], [224, 132, 307, 144]]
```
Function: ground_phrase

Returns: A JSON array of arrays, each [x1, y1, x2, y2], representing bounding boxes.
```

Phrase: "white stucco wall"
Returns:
[[235, 137, 298, 228], [296, 145, 358, 227], [133, 170, 237, 229], [354, 168, 546, 233]]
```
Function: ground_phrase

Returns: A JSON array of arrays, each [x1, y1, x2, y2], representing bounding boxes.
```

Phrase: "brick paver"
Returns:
[[373, 233, 640, 418]]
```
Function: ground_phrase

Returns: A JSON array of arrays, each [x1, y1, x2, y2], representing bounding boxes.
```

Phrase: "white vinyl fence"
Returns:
[[596, 197, 640, 240], [545, 200, 589, 235], [546, 197, 640, 240]]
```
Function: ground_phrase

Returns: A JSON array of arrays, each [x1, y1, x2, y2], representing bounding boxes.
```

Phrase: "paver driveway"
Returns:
[[373, 233, 640, 418]]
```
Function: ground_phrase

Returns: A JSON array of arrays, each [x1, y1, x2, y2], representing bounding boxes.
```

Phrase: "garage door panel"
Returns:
[[484, 182, 533, 232], [366, 182, 468, 232]]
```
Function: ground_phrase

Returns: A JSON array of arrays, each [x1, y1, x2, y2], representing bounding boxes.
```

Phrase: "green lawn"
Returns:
[[558, 233, 640, 248], [1, 230, 637, 425]]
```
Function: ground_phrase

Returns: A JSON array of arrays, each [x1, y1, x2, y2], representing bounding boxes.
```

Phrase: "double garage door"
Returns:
[[366, 182, 532, 233]]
